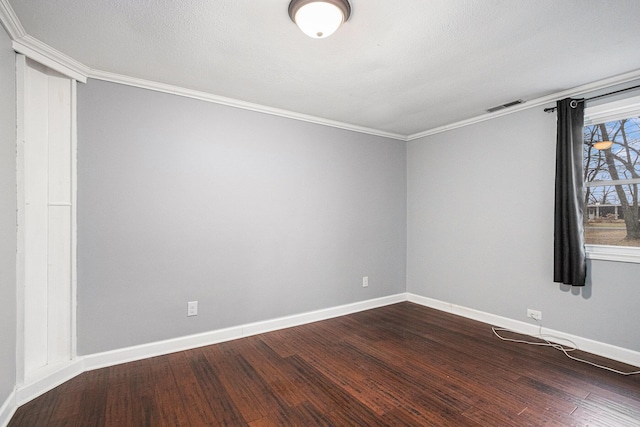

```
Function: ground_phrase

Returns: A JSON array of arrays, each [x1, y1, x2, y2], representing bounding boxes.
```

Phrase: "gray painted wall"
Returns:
[[77, 80, 407, 354], [407, 103, 640, 352], [0, 25, 17, 405]]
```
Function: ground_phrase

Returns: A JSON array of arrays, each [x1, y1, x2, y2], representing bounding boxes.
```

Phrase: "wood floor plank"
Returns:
[[149, 356, 192, 426], [185, 349, 248, 426], [74, 368, 109, 427], [8, 302, 640, 426], [248, 400, 332, 427], [201, 342, 290, 423], [47, 374, 89, 425], [103, 363, 135, 426], [164, 351, 222, 426], [585, 389, 640, 417], [8, 386, 59, 426], [233, 337, 308, 407]]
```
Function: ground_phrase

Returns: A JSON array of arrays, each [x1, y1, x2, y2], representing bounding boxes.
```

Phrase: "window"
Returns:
[[583, 94, 640, 262]]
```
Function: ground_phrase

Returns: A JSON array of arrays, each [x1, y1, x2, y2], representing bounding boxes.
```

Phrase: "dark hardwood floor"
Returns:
[[9, 302, 640, 426]]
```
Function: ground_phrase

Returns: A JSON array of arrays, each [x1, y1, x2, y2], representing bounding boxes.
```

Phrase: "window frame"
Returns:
[[583, 94, 640, 264]]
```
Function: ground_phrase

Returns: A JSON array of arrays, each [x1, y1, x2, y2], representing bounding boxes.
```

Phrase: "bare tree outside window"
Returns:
[[583, 116, 640, 246]]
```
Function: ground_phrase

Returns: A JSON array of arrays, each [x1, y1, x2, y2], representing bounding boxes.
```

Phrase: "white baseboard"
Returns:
[[407, 293, 640, 369], [14, 359, 84, 406], [0, 390, 16, 427], [83, 293, 407, 372]]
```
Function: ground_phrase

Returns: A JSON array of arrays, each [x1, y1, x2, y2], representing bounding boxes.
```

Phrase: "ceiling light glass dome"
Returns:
[[289, 0, 351, 39]]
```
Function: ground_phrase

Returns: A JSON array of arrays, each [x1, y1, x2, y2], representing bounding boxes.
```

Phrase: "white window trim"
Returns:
[[586, 178, 640, 188], [584, 94, 640, 125], [583, 94, 640, 264], [586, 244, 640, 263]]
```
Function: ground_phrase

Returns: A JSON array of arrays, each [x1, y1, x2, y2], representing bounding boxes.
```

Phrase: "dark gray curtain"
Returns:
[[554, 98, 586, 286]]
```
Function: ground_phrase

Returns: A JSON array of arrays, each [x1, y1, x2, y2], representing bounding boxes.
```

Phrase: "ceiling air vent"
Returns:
[[486, 99, 524, 113]]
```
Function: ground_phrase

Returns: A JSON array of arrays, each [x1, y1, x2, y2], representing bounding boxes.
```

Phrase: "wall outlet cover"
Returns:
[[527, 309, 542, 321], [187, 301, 198, 317]]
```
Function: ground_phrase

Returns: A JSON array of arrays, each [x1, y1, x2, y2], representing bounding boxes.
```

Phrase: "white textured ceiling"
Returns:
[[7, 0, 640, 136]]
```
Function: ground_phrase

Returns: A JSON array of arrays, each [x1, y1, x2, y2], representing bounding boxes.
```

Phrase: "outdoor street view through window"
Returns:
[[584, 115, 640, 247]]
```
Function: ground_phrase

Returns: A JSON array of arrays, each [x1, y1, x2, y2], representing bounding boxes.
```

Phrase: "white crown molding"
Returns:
[[407, 293, 640, 369], [2, 0, 88, 81], [88, 68, 407, 141], [12, 36, 88, 82], [0, 0, 25, 40], [407, 68, 640, 141]]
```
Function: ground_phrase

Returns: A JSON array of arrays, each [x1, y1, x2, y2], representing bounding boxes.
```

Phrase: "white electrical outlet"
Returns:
[[363, 276, 369, 287], [527, 309, 542, 321], [187, 301, 198, 317]]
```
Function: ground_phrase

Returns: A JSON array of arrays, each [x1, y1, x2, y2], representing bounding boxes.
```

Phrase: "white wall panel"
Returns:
[[22, 62, 49, 375], [47, 73, 72, 205], [47, 206, 72, 364], [18, 57, 74, 382]]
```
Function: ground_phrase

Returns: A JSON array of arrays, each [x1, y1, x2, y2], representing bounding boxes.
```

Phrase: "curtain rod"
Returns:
[[543, 83, 640, 113]]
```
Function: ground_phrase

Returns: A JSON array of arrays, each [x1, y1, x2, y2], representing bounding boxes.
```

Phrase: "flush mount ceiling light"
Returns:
[[288, 0, 351, 39], [593, 141, 613, 150]]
